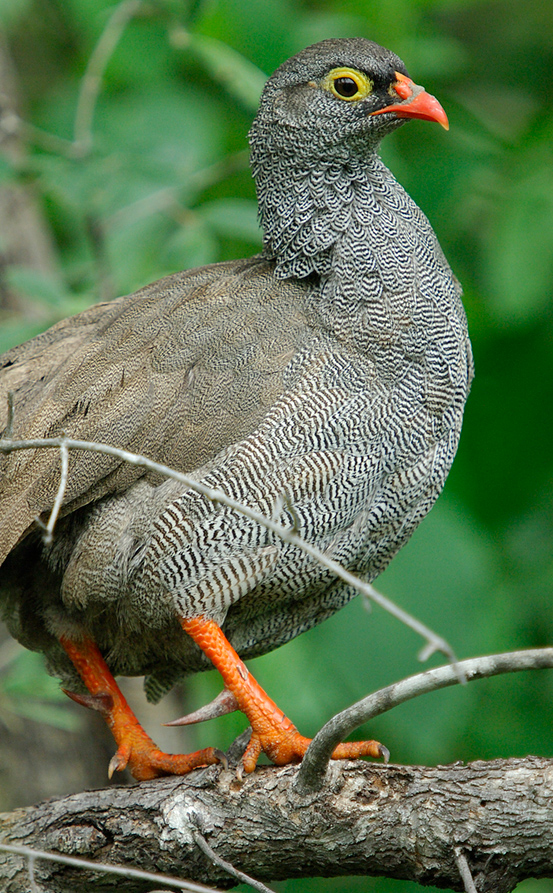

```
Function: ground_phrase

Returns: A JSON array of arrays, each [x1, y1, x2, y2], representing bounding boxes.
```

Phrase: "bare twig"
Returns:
[[106, 186, 184, 230], [0, 843, 225, 892], [294, 648, 553, 793], [5, 1, 144, 161], [454, 847, 478, 893], [0, 435, 457, 666], [73, 0, 144, 154], [193, 829, 276, 893], [186, 149, 250, 194], [27, 852, 39, 893], [42, 438, 68, 544], [15, 119, 81, 158]]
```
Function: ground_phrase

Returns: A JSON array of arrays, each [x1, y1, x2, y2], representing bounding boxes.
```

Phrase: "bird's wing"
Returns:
[[0, 256, 310, 564]]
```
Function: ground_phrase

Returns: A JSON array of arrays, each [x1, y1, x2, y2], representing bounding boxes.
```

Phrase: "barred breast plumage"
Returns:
[[0, 38, 472, 778]]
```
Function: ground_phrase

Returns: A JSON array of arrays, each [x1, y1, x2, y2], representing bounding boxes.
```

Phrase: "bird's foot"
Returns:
[[181, 615, 387, 775], [238, 720, 387, 775], [104, 737, 226, 781], [60, 634, 224, 781]]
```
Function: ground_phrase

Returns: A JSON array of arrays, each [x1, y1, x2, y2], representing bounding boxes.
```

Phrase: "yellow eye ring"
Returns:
[[324, 67, 373, 102]]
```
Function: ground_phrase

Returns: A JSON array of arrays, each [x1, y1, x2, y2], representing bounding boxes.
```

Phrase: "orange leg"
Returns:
[[181, 616, 385, 774], [60, 634, 222, 781]]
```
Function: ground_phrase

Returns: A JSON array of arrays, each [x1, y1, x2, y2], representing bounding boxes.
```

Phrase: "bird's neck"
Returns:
[[255, 152, 455, 346], [256, 152, 390, 279]]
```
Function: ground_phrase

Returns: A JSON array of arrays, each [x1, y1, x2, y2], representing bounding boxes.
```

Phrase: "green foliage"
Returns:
[[0, 650, 80, 731], [1, 1, 552, 890]]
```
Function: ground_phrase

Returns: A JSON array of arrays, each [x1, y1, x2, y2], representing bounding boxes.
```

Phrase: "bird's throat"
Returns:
[[255, 153, 453, 355]]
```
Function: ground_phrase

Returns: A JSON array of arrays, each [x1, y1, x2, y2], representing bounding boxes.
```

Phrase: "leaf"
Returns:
[[180, 32, 267, 112], [0, 0, 33, 26], [5, 267, 68, 308], [483, 154, 553, 324]]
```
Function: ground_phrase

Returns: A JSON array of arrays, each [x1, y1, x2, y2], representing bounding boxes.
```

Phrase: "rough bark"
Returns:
[[0, 756, 552, 893]]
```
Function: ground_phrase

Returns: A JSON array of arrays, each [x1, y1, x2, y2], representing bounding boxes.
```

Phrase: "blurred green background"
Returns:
[[0, 0, 552, 891]]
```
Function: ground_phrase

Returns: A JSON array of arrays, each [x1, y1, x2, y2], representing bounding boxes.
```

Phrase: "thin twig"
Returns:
[[17, 119, 82, 158], [294, 648, 553, 794], [0, 435, 456, 666], [0, 1, 141, 161], [185, 149, 250, 194], [0, 843, 224, 892], [193, 830, 276, 893], [28, 853, 39, 893], [43, 438, 68, 544], [106, 186, 183, 230], [73, 0, 144, 153], [454, 847, 478, 893]]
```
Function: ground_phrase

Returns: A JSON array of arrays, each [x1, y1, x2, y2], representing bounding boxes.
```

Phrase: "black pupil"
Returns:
[[334, 76, 359, 97]]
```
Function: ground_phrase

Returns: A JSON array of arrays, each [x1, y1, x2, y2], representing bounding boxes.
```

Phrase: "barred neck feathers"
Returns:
[[249, 103, 395, 282], [248, 38, 470, 376], [251, 139, 442, 281], [250, 132, 461, 344]]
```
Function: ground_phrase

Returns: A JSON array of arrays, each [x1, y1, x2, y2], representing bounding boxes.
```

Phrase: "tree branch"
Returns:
[[296, 648, 553, 793], [1, 757, 552, 893]]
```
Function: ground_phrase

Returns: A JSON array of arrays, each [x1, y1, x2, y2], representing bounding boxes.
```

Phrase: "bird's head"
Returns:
[[249, 38, 448, 163], [249, 39, 449, 277]]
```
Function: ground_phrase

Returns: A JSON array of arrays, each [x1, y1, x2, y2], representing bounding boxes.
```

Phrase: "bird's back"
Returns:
[[0, 256, 311, 565]]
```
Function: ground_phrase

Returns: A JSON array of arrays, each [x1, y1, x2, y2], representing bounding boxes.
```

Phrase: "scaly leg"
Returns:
[[60, 633, 222, 781], [181, 615, 386, 774]]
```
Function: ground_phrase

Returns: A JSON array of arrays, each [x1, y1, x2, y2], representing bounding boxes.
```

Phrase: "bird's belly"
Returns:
[[120, 391, 459, 657], [52, 343, 467, 683]]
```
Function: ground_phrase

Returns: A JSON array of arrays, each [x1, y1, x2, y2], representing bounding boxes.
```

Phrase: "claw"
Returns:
[[63, 688, 113, 715], [61, 625, 387, 782], [164, 688, 239, 726], [108, 742, 131, 779], [213, 748, 229, 771]]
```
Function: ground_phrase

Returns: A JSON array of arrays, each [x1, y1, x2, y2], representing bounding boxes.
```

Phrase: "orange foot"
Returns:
[[60, 634, 223, 781], [59, 618, 386, 781], [181, 616, 387, 774]]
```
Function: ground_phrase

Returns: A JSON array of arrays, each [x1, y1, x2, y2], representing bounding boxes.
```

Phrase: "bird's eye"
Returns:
[[334, 77, 359, 98], [324, 67, 373, 102]]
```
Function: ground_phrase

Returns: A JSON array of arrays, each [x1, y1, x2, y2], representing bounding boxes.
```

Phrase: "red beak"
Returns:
[[370, 71, 449, 130]]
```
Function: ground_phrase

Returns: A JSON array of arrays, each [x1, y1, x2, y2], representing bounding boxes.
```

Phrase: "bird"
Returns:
[[0, 38, 473, 781]]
